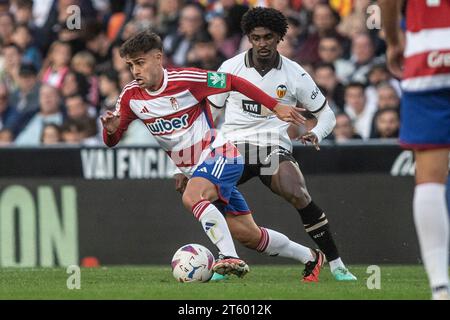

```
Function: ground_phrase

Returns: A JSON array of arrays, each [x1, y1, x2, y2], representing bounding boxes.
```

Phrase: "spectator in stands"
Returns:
[[111, 42, 128, 73], [12, 0, 35, 28], [61, 117, 98, 145], [348, 33, 384, 84], [64, 94, 96, 122], [297, 0, 320, 32], [120, 20, 140, 43], [285, 16, 302, 52], [61, 119, 83, 144], [71, 51, 99, 107], [207, 0, 248, 38], [81, 20, 111, 67], [40, 123, 62, 145], [371, 107, 400, 139], [314, 62, 345, 112], [11, 24, 42, 70], [133, 3, 158, 31], [337, 0, 369, 39], [0, 82, 20, 133], [163, 3, 207, 67], [61, 70, 90, 101], [0, 0, 9, 14], [106, 1, 127, 42], [155, 0, 180, 38], [118, 68, 134, 89], [0, 128, 13, 145], [365, 64, 401, 109], [207, 14, 241, 59], [56, 23, 85, 56], [40, 40, 71, 89], [344, 82, 375, 139], [14, 84, 63, 145], [376, 82, 400, 110], [331, 112, 362, 143], [98, 70, 120, 113], [0, 12, 15, 46], [8, 63, 40, 117], [0, 43, 22, 92], [269, 0, 300, 21], [277, 37, 296, 60], [38, 0, 96, 52], [317, 35, 354, 83], [296, 3, 349, 65], [186, 32, 225, 71]]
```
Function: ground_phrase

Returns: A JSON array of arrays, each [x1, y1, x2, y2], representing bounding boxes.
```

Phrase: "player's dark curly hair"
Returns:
[[119, 30, 162, 58], [241, 7, 288, 39]]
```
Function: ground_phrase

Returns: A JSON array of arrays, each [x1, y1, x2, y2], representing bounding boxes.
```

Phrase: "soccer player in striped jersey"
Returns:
[[380, 0, 450, 300], [100, 30, 325, 279], [205, 7, 356, 281]]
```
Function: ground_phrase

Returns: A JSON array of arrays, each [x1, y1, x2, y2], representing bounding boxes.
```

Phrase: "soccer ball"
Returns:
[[171, 244, 215, 283]]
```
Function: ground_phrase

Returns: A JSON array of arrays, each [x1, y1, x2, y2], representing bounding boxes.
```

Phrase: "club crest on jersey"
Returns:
[[207, 72, 227, 88], [170, 97, 179, 110], [276, 85, 287, 98], [146, 114, 189, 134]]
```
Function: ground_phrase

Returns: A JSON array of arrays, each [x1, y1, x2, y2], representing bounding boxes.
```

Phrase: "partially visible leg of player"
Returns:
[[268, 160, 356, 281], [182, 177, 248, 278], [225, 209, 325, 282], [210, 186, 324, 282], [413, 148, 449, 300]]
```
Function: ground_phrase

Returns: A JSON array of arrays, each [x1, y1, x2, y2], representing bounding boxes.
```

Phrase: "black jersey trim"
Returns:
[[207, 98, 223, 109], [311, 100, 327, 114]]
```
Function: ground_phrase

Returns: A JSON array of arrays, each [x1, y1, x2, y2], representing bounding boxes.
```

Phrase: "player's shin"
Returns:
[[257, 227, 314, 264], [413, 183, 450, 298], [192, 200, 239, 258], [297, 201, 340, 265]]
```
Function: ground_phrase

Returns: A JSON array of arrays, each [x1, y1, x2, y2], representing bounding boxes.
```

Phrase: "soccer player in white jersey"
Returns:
[[206, 7, 356, 281], [100, 30, 323, 278], [380, 0, 450, 299]]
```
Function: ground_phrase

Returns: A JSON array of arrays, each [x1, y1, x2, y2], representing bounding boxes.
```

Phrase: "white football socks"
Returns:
[[193, 200, 238, 258], [329, 258, 346, 273], [258, 227, 314, 264], [413, 183, 449, 297]]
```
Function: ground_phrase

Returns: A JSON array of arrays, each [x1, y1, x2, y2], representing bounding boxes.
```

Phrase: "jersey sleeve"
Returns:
[[207, 64, 230, 108], [103, 86, 138, 147], [294, 68, 327, 114], [189, 69, 278, 110]]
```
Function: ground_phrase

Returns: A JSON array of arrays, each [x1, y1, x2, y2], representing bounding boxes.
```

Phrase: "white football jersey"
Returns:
[[208, 50, 327, 151]]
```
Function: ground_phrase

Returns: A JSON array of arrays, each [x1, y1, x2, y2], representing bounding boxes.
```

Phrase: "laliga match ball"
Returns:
[[171, 244, 215, 283]]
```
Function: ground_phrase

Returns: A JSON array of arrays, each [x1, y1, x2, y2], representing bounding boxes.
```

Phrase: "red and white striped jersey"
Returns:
[[403, 0, 450, 92], [103, 67, 278, 175]]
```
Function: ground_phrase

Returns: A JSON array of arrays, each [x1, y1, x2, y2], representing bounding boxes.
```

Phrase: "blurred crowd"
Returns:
[[0, 0, 401, 147]]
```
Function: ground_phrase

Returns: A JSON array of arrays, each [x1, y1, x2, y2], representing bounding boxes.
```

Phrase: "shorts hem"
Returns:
[[224, 210, 252, 216], [399, 141, 450, 151]]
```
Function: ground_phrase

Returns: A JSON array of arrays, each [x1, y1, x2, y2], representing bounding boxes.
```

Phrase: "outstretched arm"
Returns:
[[101, 88, 137, 147], [296, 103, 336, 151]]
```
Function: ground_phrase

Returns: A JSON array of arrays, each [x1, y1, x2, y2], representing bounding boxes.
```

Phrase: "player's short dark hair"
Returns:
[[119, 30, 162, 58], [241, 7, 288, 39]]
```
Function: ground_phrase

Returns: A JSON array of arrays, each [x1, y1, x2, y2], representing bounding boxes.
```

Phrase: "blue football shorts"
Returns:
[[192, 143, 251, 215]]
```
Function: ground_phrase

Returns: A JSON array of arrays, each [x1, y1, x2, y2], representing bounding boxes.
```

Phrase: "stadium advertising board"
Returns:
[[0, 144, 421, 267]]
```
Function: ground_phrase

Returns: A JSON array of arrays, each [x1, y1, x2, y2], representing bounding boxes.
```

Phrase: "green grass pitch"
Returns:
[[0, 265, 434, 300]]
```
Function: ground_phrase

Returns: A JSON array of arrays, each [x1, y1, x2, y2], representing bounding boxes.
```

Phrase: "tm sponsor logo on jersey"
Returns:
[[146, 114, 189, 134], [242, 99, 261, 115]]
